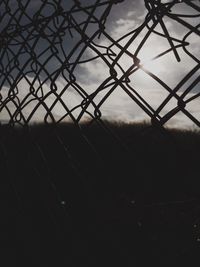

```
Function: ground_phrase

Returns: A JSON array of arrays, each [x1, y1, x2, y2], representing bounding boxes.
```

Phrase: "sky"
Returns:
[[0, 0, 200, 129]]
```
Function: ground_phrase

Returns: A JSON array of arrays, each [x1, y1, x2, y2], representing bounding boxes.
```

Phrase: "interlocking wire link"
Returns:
[[0, 0, 199, 127]]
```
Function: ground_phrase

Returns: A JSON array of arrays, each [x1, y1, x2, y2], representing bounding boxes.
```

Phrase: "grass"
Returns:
[[0, 120, 200, 266]]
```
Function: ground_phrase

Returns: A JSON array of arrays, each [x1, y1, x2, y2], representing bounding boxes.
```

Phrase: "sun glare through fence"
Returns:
[[0, 0, 199, 129]]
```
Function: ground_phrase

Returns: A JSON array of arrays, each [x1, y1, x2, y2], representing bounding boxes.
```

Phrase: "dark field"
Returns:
[[0, 121, 200, 266]]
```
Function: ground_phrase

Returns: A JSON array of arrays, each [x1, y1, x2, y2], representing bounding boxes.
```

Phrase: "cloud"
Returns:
[[74, 1, 200, 128]]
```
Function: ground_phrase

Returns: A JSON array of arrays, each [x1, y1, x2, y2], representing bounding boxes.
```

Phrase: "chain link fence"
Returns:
[[0, 0, 199, 127], [0, 1, 200, 265]]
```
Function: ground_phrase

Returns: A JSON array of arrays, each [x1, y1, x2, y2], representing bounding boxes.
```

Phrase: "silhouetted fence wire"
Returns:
[[0, 0, 199, 127]]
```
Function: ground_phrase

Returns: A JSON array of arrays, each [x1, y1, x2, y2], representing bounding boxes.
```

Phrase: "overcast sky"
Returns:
[[0, 0, 199, 129]]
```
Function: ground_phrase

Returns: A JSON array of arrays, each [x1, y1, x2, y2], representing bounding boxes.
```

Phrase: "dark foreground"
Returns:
[[0, 121, 200, 266]]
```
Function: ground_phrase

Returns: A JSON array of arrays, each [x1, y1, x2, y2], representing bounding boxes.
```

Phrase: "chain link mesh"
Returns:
[[0, 1, 200, 265], [0, 0, 199, 127]]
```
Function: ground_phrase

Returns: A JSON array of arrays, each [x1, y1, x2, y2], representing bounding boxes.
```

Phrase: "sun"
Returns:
[[138, 46, 167, 76], [140, 58, 165, 76]]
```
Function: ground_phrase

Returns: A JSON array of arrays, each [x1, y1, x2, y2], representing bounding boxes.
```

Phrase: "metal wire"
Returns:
[[0, 0, 199, 127]]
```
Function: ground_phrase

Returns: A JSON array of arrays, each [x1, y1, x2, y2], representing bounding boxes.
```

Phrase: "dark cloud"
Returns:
[[105, 0, 145, 31], [0, 0, 128, 86]]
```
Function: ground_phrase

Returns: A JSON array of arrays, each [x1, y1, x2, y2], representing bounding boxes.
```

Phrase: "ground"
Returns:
[[0, 121, 200, 266]]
